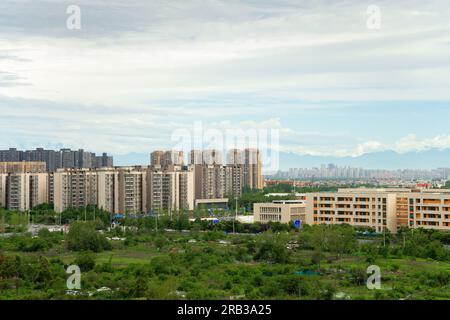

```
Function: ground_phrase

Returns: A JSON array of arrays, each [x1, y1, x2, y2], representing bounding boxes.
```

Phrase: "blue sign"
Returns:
[[213, 219, 220, 225], [294, 220, 302, 229]]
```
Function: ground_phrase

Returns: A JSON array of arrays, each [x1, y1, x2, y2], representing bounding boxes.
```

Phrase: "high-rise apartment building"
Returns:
[[190, 148, 263, 199], [189, 150, 203, 165], [0, 162, 48, 211], [202, 149, 222, 165], [151, 150, 184, 167], [150, 150, 164, 167], [147, 166, 194, 213], [163, 150, 184, 166], [95, 153, 113, 168], [0, 173, 48, 211], [227, 149, 243, 165], [97, 169, 119, 214], [224, 164, 244, 198], [2, 149, 262, 215], [243, 148, 263, 190], [0, 161, 46, 174], [53, 169, 98, 213], [194, 164, 227, 200], [117, 168, 147, 214], [0, 174, 6, 207], [0, 148, 113, 171]]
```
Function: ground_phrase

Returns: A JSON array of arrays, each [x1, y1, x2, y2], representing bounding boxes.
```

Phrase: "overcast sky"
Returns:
[[1, 0, 450, 159]]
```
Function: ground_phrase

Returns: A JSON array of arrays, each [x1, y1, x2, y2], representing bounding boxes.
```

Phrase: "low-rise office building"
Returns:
[[306, 188, 450, 233], [306, 189, 398, 233], [397, 189, 450, 230], [254, 200, 306, 224]]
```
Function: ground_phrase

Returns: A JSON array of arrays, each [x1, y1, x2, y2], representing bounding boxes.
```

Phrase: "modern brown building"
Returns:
[[306, 188, 450, 233]]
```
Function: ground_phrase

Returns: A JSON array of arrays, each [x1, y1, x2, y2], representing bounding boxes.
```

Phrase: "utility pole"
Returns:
[[233, 198, 238, 234], [84, 206, 87, 222]]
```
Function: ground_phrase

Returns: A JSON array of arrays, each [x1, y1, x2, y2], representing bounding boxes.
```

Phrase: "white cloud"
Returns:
[[281, 133, 450, 158], [0, 1, 449, 159], [1, 0, 450, 105], [394, 134, 450, 153]]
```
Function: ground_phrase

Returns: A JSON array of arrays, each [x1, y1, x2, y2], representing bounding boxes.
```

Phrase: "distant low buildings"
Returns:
[[271, 164, 450, 181]]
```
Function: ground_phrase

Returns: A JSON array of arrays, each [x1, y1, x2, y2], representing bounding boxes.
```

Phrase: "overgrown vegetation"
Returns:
[[0, 205, 448, 300]]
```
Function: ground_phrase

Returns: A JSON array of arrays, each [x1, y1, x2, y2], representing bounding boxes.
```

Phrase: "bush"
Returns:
[[17, 237, 50, 252], [74, 251, 96, 272], [254, 239, 289, 264], [66, 222, 112, 252]]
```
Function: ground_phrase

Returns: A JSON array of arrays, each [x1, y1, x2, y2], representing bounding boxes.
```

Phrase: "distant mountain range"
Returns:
[[113, 149, 450, 171]]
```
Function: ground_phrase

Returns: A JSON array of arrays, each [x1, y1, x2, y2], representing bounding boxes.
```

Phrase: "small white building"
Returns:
[[253, 200, 306, 224]]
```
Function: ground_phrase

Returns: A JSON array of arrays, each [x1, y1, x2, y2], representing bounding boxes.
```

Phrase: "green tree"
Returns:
[[66, 222, 111, 252], [74, 251, 96, 272]]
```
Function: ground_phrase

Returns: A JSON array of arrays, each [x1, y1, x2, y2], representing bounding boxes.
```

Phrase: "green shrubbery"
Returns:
[[66, 222, 111, 252]]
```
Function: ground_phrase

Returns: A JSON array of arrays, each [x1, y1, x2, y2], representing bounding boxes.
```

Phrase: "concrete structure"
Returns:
[[117, 168, 147, 214], [0, 149, 263, 216], [194, 198, 229, 210], [0, 161, 46, 173], [150, 151, 164, 166], [0, 148, 112, 171], [0, 172, 48, 211], [53, 168, 98, 213], [306, 189, 397, 233], [97, 169, 119, 214], [224, 165, 244, 198], [151, 150, 184, 167], [202, 149, 222, 165], [254, 200, 306, 224], [147, 166, 194, 212], [227, 149, 244, 165], [265, 193, 307, 200], [194, 164, 227, 200], [396, 189, 450, 230], [163, 151, 184, 166], [306, 188, 450, 233], [243, 148, 263, 190], [189, 150, 203, 165]]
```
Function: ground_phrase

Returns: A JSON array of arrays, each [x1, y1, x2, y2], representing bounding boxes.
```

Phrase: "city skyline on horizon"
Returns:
[[2, 146, 450, 174]]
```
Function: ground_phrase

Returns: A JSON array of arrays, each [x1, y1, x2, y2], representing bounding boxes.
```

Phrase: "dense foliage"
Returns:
[[0, 203, 448, 300], [66, 222, 112, 252]]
